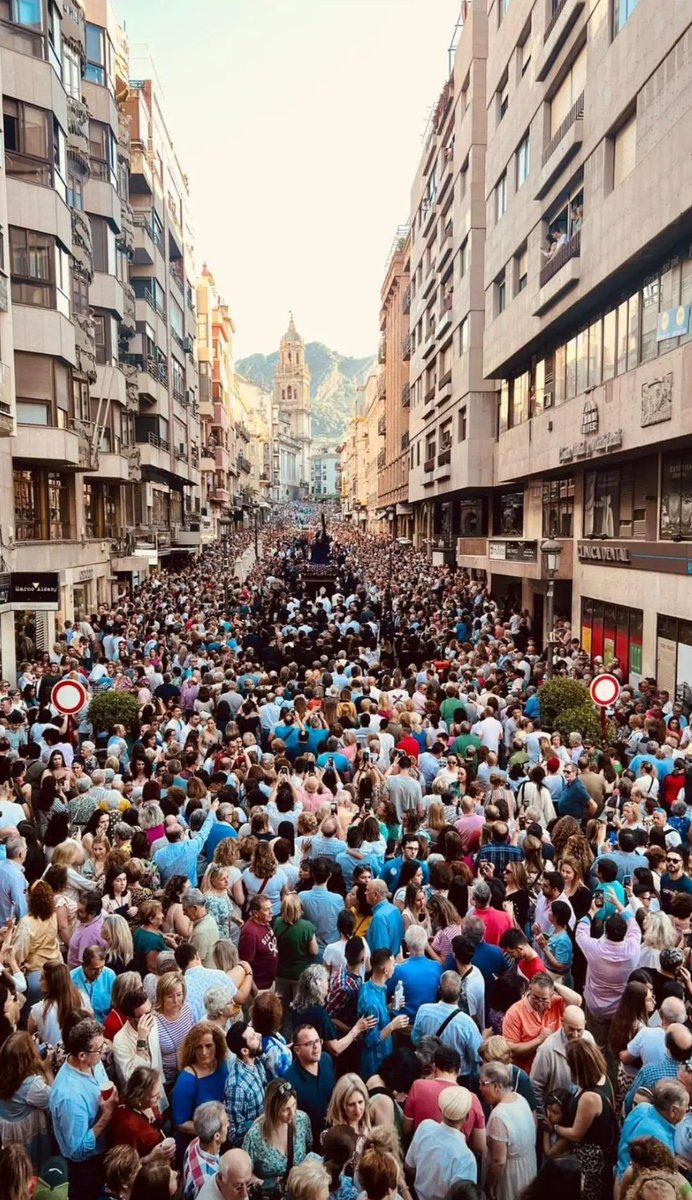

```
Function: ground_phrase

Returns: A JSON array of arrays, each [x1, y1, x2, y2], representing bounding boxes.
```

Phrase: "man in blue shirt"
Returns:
[[50, 1017, 117, 1200], [153, 799, 219, 885], [316, 738, 351, 775], [366, 878, 404, 957], [203, 802, 238, 860], [411, 972, 483, 1084], [285, 1024, 336, 1144], [358, 948, 408, 1078], [386, 925, 443, 1021], [617, 1080, 688, 1183], [299, 858, 344, 951], [558, 764, 593, 820], [71, 947, 115, 1025], [379, 837, 430, 894], [0, 835, 27, 924]]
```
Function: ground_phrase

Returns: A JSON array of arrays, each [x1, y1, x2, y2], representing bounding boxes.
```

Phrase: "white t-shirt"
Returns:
[[0, 800, 27, 829], [323, 937, 370, 978], [404, 1120, 477, 1200]]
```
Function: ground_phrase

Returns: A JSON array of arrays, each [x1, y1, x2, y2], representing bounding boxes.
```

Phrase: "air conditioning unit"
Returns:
[[182, 336, 193, 353], [543, 390, 554, 408]]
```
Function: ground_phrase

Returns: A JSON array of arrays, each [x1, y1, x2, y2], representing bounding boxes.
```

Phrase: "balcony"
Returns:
[[172, 525, 202, 547], [236, 421, 250, 442], [537, 0, 586, 81], [201, 448, 216, 471], [534, 229, 581, 314], [209, 486, 230, 506], [423, 455, 435, 473], [423, 320, 437, 359], [71, 209, 93, 286], [61, 1, 86, 58], [118, 201, 135, 257], [377, 414, 386, 435], [138, 285, 166, 322], [424, 385, 436, 406], [402, 283, 411, 314], [536, 92, 584, 199], [377, 449, 386, 470], [0, 364, 13, 435], [437, 289, 454, 338], [402, 333, 411, 361], [133, 211, 164, 264], [66, 97, 90, 172], [422, 258, 437, 299], [121, 353, 168, 401], [401, 431, 410, 451], [437, 447, 451, 467], [14, 422, 88, 469], [130, 144, 154, 194], [376, 372, 386, 400], [401, 382, 411, 408], [378, 334, 386, 365], [238, 454, 252, 474], [121, 283, 136, 335], [138, 432, 173, 474], [438, 220, 454, 270], [117, 111, 131, 165], [74, 315, 96, 383]]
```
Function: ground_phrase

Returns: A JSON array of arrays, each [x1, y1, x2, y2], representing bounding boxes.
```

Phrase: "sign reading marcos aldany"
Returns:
[[0, 572, 60, 609]]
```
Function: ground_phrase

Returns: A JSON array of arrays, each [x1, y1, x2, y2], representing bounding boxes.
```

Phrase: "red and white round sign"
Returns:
[[590, 673, 621, 708], [51, 679, 88, 715]]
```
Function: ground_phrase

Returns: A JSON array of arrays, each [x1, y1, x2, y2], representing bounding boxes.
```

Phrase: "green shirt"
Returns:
[[451, 734, 482, 756], [273, 916, 317, 980]]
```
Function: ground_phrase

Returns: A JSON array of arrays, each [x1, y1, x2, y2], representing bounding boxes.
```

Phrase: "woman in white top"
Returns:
[[516, 766, 556, 828]]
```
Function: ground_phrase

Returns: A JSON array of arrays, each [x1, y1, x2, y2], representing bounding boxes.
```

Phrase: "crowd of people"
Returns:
[[0, 514, 689, 1200]]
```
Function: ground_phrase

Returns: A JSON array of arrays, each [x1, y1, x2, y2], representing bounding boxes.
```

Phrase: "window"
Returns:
[[583, 464, 647, 539], [582, 599, 642, 678], [496, 271, 506, 315], [516, 246, 527, 293], [71, 273, 88, 316], [602, 308, 616, 380], [498, 75, 509, 122], [3, 98, 51, 186], [459, 238, 468, 278], [13, 468, 39, 540], [67, 172, 83, 210], [494, 489, 524, 535], [660, 451, 692, 540], [612, 113, 636, 187], [458, 316, 469, 355], [91, 217, 115, 275], [549, 46, 586, 139], [613, 0, 640, 36], [495, 173, 507, 221], [498, 0, 510, 25], [459, 406, 467, 441], [518, 20, 532, 77], [542, 477, 575, 537], [89, 120, 115, 184], [85, 22, 108, 87], [62, 44, 81, 99], [16, 400, 48, 424], [516, 133, 530, 188], [47, 472, 69, 538], [9, 226, 54, 307], [510, 372, 528, 426], [640, 275, 659, 362], [83, 481, 95, 538]]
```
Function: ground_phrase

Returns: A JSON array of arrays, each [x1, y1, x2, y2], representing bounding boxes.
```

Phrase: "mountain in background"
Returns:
[[236, 343, 376, 444]]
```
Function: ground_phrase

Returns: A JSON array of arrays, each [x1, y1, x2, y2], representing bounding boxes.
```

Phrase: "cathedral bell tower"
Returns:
[[274, 313, 312, 497]]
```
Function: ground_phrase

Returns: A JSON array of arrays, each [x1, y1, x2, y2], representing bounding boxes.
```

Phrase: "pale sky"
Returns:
[[116, 0, 459, 360]]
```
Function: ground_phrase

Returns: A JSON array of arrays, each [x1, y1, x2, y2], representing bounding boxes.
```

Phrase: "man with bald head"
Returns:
[[197, 1149, 253, 1200], [621, 995, 687, 1070], [366, 877, 404, 957], [530, 1005, 594, 1115]]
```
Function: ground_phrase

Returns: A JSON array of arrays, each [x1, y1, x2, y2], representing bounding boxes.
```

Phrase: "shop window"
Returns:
[[660, 451, 692, 540], [581, 597, 643, 679], [459, 498, 488, 537], [542, 477, 575, 537], [13, 467, 39, 540], [494, 489, 524, 536], [583, 464, 648, 539]]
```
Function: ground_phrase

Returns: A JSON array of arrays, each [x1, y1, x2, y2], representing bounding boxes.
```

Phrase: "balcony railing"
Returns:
[[542, 91, 584, 166], [539, 228, 581, 287], [401, 382, 411, 408], [402, 333, 411, 361], [377, 373, 386, 400], [377, 449, 386, 469], [438, 447, 451, 466], [439, 368, 452, 389], [402, 282, 411, 314], [401, 431, 410, 451], [423, 456, 435, 473], [442, 220, 453, 245], [122, 353, 169, 388], [425, 384, 436, 405], [377, 415, 386, 435], [378, 335, 386, 364], [144, 431, 170, 452]]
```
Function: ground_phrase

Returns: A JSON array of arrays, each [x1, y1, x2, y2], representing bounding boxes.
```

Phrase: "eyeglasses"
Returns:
[[296, 1038, 321, 1049]]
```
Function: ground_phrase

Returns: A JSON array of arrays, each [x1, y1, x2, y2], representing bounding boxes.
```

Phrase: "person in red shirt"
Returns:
[[499, 929, 545, 980], [237, 896, 278, 990], [402, 1043, 486, 1155], [396, 732, 421, 758], [467, 880, 514, 946]]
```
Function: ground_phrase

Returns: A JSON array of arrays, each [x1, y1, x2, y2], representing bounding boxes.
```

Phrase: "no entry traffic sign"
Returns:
[[590, 673, 621, 708], [51, 679, 88, 715]]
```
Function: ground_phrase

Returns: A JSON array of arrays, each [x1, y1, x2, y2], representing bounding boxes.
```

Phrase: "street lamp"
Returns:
[[540, 537, 562, 679]]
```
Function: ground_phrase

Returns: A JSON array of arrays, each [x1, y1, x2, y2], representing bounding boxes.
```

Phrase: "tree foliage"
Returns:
[[88, 690, 140, 735], [539, 678, 614, 747]]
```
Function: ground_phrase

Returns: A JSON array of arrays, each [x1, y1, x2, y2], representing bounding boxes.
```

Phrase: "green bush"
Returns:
[[88, 689, 140, 735], [539, 678, 591, 729], [539, 677, 615, 747]]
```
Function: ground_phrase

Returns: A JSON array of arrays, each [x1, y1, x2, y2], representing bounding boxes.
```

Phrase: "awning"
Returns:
[[396, 503, 414, 516]]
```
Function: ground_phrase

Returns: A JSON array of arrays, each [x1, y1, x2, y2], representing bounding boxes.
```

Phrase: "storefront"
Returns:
[[656, 616, 692, 710], [580, 597, 644, 681]]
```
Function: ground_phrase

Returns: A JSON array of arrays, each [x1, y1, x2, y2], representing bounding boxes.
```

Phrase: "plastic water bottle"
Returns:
[[394, 981, 405, 1011]]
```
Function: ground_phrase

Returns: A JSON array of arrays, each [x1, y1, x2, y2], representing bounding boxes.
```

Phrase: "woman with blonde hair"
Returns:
[[480, 1035, 536, 1111], [82, 830, 110, 882], [421, 800, 446, 839], [154, 971, 195, 1088], [242, 840, 287, 917], [0, 1031, 52, 1168], [242, 1077, 312, 1194], [49, 838, 97, 904], [273, 893, 319, 1005], [200, 863, 234, 940], [13, 880, 61, 1006], [102, 913, 134, 975], [212, 940, 254, 1009], [639, 910, 678, 970], [427, 894, 464, 964], [326, 1073, 371, 1156]]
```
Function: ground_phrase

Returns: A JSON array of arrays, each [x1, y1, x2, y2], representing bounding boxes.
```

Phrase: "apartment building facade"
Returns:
[[407, 3, 496, 560], [480, 0, 692, 684], [122, 51, 200, 564], [311, 448, 341, 499], [196, 263, 239, 538], [377, 226, 412, 539]]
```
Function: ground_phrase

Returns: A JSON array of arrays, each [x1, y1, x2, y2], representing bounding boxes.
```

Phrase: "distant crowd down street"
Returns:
[[0, 505, 691, 1200]]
